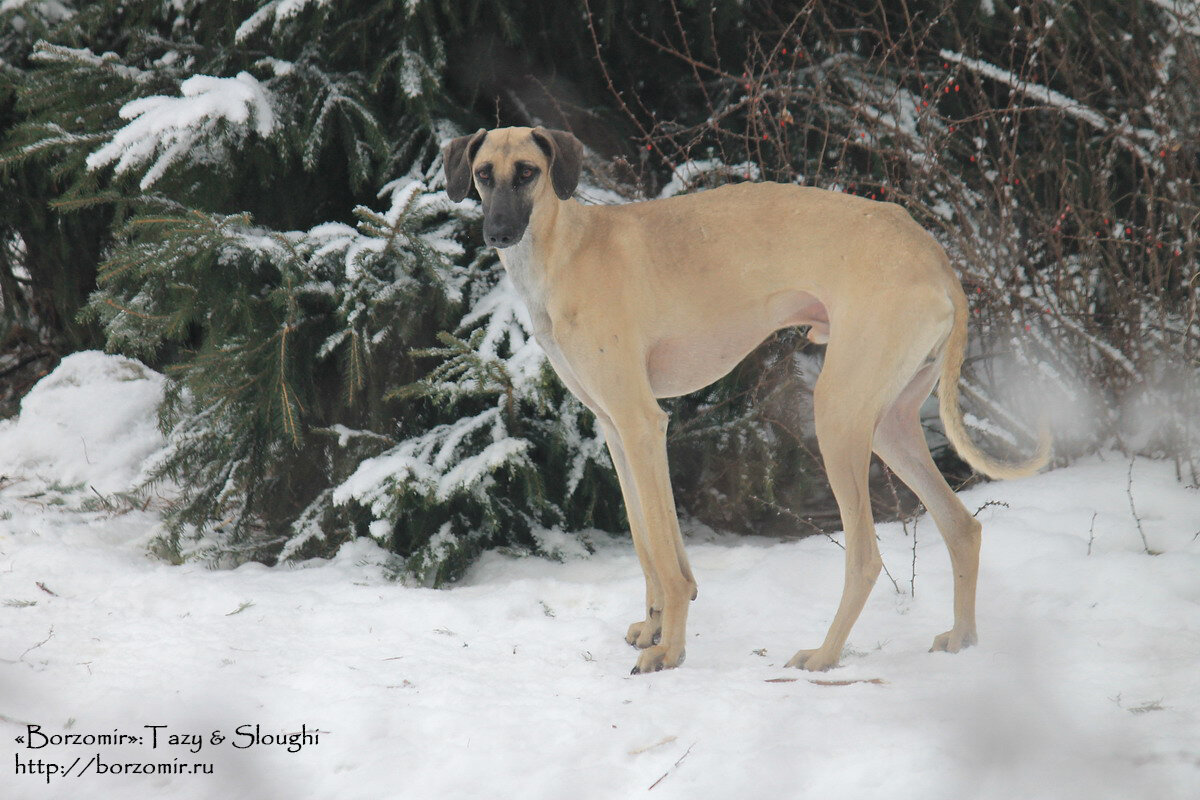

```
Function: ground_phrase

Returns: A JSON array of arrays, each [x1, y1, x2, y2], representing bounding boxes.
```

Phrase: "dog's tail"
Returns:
[[936, 295, 1052, 481]]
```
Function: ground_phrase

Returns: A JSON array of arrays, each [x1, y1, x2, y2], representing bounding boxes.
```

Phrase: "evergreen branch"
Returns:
[[29, 42, 151, 83], [48, 190, 126, 212], [101, 297, 171, 321], [0, 125, 110, 169]]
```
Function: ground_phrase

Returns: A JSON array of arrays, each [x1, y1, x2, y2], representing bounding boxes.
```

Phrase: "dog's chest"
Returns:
[[500, 236, 553, 338]]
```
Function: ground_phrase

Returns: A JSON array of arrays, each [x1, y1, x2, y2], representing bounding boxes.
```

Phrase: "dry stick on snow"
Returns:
[[1126, 456, 1153, 554], [20, 626, 54, 661], [879, 468, 909, 595], [764, 677, 887, 686], [648, 741, 697, 791], [629, 735, 676, 756], [1087, 511, 1098, 556], [910, 513, 919, 598], [973, 500, 1009, 517]]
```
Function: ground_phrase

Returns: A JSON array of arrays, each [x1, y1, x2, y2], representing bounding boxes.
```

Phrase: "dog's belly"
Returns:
[[647, 331, 769, 397], [646, 290, 828, 398]]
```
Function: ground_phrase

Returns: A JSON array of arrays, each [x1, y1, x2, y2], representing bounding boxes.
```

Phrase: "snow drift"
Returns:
[[1, 353, 1198, 799]]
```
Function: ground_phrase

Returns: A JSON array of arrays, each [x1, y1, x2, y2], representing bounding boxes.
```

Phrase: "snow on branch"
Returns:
[[1147, 0, 1200, 36], [2, 0, 74, 28], [658, 159, 761, 198], [458, 274, 545, 389], [29, 42, 149, 83], [331, 403, 531, 519], [234, 0, 333, 42], [940, 49, 1157, 165], [939, 50, 1112, 132], [86, 71, 276, 189]]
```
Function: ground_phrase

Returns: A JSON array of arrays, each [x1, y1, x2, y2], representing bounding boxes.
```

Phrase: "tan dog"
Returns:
[[443, 126, 1050, 674]]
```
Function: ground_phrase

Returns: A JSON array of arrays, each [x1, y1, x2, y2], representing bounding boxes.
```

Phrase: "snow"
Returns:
[[86, 71, 276, 190], [458, 273, 544, 387], [1148, 0, 1200, 36], [940, 50, 1112, 134], [3, 354, 1199, 798], [331, 402, 533, 530], [658, 159, 761, 198], [1, 0, 73, 30], [234, 0, 332, 42], [940, 49, 1159, 166], [0, 351, 164, 495]]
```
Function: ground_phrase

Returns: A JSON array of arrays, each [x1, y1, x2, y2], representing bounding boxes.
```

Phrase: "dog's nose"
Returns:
[[485, 226, 523, 248]]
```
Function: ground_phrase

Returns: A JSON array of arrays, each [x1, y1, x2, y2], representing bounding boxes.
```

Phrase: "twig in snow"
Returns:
[[90, 486, 113, 510], [876, 545, 900, 595], [36, 581, 58, 596], [973, 500, 1009, 517], [629, 735, 676, 755], [225, 601, 254, 616], [910, 513, 919, 598], [1086, 512, 1098, 556], [648, 741, 696, 791], [879, 468, 907, 595], [764, 677, 887, 686], [1126, 457, 1154, 554], [21, 626, 54, 661], [809, 677, 887, 686]]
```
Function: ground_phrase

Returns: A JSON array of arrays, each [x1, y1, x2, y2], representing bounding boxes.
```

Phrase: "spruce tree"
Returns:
[[2, 0, 625, 582]]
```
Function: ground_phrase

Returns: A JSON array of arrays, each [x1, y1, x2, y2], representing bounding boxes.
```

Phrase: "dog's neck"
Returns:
[[498, 231, 551, 338], [496, 196, 583, 339]]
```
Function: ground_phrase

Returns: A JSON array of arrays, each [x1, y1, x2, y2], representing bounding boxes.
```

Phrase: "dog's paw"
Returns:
[[625, 611, 662, 649], [929, 628, 978, 653], [630, 644, 684, 674], [785, 648, 840, 672]]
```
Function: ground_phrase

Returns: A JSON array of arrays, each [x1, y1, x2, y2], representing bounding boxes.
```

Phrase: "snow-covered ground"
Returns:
[[2, 353, 1198, 799]]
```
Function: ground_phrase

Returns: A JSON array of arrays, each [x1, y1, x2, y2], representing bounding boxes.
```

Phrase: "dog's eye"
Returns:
[[475, 167, 492, 184], [516, 166, 537, 183]]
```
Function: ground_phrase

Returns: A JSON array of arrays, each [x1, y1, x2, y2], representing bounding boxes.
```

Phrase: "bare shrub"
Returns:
[[587, 0, 1200, 495]]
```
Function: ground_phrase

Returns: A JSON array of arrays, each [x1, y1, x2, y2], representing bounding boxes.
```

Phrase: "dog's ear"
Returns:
[[442, 128, 488, 202], [531, 127, 583, 200]]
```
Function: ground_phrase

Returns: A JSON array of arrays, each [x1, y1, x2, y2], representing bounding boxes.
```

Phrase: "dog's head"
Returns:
[[442, 126, 583, 249]]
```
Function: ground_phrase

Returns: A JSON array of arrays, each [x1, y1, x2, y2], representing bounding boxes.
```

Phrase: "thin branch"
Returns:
[[648, 741, 697, 791], [1126, 456, 1152, 554]]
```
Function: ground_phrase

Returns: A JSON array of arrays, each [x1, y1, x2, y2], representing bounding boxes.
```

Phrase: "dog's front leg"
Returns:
[[597, 418, 664, 649], [608, 403, 697, 674]]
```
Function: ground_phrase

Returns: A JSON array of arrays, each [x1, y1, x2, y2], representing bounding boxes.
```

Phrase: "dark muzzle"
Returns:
[[482, 188, 531, 249]]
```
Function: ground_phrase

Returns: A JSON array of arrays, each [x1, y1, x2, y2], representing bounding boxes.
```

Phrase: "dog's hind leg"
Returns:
[[786, 298, 955, 671], [785, 327, 896, 671], [872, 365, 982, 653]]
